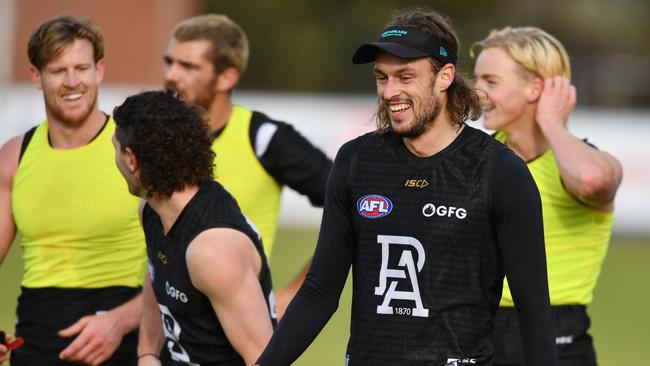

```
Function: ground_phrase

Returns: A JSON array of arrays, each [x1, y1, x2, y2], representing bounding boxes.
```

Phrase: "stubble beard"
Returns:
[[375, 94, 442, 138], [45, 86, 97, 127], [164, 74, 218, 111]]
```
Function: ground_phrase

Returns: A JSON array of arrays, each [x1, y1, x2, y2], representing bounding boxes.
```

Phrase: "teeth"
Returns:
[[63, 93, 83, 101], [389, 103, 410, 112]]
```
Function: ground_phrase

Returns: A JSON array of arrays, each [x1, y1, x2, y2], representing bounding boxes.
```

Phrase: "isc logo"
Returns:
[[357, 194, 393, 219], [404, 179, 429, 188]]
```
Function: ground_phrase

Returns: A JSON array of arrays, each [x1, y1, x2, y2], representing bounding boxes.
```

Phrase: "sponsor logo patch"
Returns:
[[357, 194, 393, 219], [404, 179, 429, 188], [422, 203, 467, 219]]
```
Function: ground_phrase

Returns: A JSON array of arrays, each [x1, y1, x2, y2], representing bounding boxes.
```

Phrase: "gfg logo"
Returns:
[[357, 194, 393, 219], [422, 203, 467, 219], [165, 281, 188, 303]]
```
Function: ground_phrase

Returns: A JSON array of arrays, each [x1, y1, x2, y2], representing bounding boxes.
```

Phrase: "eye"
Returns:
[[400, 74, 413, 82], [375, 74, 387, 83]]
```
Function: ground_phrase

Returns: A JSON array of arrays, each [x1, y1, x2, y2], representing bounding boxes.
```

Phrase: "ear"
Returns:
[[95, 58, 106, 85], [216, 67, 240, 93], [30, 65, 43, 90], [124, 147, 139, 174], [435, 63, 456, 92], [526, 77, 543, 103]]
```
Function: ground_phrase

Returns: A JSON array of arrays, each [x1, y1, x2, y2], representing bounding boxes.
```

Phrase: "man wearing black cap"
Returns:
[[256, 7, 558, 366]]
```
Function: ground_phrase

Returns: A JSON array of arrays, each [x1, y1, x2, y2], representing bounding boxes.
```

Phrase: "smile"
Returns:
[[388, 103, 410, 112], [62, 92, 83, 101]]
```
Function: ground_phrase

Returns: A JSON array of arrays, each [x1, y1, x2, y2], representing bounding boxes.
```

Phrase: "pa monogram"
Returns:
[[375, 235, 429, 317]]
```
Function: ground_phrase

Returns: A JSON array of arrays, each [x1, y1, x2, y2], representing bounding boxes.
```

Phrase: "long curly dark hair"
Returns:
[[113, 90, 215, 198]]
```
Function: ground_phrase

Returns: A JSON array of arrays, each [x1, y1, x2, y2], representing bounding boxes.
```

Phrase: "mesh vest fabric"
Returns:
[[345, 128, 506, 365], [144, 181, 275, 365], [11, 118, 146, 288], [494, 131, 613, 306], [211, 105, 282, 257]]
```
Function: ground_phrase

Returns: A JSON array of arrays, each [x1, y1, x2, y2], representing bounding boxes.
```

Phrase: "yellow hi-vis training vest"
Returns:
[[212, 105, 282, 257], [12, 118, 146, 288], [495, 132, 614, 306]]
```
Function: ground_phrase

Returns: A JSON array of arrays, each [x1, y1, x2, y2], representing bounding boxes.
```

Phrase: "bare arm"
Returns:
[[274, 261, 310, 320], [0, 136, 21, 365], [0, 136, 21, 266], [187, 228, 273, 366], [137, 275, 163, 366], [58, 293, 143, 365], [536, 76, 623, 208]]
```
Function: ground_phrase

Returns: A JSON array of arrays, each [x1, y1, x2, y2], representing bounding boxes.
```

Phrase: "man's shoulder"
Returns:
[[0, 136, 22, 182], [0, 127, 37, 183], [249, 109, 291, 130]]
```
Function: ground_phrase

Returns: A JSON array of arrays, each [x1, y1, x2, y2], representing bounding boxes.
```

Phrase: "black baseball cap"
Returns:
[[352, 27, 457, 65]]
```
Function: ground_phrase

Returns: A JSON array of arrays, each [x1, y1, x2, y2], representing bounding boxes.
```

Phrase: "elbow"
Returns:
[[577, 168, 620, 203]]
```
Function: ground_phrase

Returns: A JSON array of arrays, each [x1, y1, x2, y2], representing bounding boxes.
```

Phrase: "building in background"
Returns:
[[3, 0, 199, 84]]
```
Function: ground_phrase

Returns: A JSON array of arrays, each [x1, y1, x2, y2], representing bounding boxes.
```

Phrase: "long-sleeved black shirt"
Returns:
[[258, 126, 557, 366]]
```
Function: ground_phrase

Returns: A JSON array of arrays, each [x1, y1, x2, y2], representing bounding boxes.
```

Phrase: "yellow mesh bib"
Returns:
[[12, 118, 146, 288], [212, 105, 282, 257], [495, 132, 613, 306]]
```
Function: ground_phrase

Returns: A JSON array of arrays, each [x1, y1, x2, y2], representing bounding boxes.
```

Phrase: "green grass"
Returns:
[[1, 230, 648, 365]]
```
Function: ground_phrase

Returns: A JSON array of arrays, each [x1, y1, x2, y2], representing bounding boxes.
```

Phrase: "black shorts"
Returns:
[[489, 305, 597, 366], [11, 286, 140, 366]]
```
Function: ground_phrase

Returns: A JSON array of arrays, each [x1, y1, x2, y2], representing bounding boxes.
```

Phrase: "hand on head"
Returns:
[[535, 76, 576, 130]]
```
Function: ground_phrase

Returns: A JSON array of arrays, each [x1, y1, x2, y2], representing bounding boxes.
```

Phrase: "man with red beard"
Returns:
[[0, 16, 145, 365], [256, 7, 557, 366]]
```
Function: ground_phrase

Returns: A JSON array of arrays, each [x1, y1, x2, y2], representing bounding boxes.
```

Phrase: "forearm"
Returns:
[[275, 261, 310, 320], [138, 280, 163, 356], [106, 292, 142, 336], [542, 122, 621, 202]]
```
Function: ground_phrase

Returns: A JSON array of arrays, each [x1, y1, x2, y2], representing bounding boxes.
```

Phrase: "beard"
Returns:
[[164, 74, 218, 111], [44, 86, 97, 127], [374, 95, 442, 138]]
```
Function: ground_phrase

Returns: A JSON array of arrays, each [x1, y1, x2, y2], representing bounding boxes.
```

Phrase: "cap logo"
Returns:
[[381, 29, 408, 38], [439, 46, 448, 57]]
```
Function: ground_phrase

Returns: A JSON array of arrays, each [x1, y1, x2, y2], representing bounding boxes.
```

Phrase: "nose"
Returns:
[[63, 69, 80, 88], [163, 62, 179, 84], [381, 78, 402, 101]]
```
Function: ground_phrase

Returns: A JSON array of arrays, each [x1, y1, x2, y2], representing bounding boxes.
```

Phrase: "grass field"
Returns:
[[1, 228, 649, 365]]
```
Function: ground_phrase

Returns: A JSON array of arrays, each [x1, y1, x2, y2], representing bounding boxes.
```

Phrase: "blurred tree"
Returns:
[[202, 0, 649, 107]]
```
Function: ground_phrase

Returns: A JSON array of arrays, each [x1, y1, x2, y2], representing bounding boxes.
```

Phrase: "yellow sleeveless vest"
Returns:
[[495, 132, 614, 306], [212, 105, 282, 256], [12, 118, 146, 288]]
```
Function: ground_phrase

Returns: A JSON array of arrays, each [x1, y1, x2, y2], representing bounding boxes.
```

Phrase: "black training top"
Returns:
[[257, 126, 557, 366], [143, 181, 276, 366]]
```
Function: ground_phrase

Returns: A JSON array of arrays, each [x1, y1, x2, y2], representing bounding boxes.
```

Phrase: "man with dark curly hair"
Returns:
[[256, 7, 557, 366], [112, 90, 276, 366]]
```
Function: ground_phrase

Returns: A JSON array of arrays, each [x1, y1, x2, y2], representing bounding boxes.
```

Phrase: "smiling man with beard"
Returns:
[[256, 7, 558, 366], [0, 16, 145, 365]]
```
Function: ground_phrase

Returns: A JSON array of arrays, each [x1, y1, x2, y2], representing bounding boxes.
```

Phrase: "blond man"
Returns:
[[473, 26, 623, 365]]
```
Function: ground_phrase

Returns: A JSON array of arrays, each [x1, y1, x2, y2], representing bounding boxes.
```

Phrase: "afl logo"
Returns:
[[357, 194, 393, 219]]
